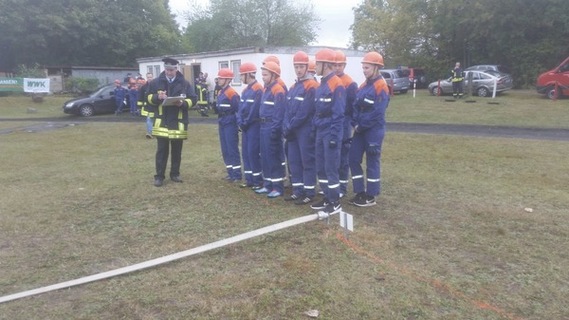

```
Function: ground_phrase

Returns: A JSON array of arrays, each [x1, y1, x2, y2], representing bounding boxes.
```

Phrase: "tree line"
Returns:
[[1, 0, 567, 87]]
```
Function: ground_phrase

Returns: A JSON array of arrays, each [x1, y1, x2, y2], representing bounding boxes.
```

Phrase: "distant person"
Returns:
[[237, 62, 264, 189], [113, 79, 127, 115], [283, 51, 318, 205], [146, 57, 197, 187], [451, 62, 464, 99], [215, 68, 242, 182], [310, 48, 345, 215], [138, 72, 154, 139], [128, 78, 139, 115], [349, 52, 390, 207]]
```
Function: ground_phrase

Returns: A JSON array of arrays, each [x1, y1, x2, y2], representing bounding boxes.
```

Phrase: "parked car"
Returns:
[[536, 56, 569, 99], [465, 64, 511, 75], [63, 84, 127, 117], [428, 70, 513, 97], [380, 69, 410, 94]]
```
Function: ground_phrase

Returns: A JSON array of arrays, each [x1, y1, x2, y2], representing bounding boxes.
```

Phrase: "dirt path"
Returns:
[[2, 116, 569, 141]]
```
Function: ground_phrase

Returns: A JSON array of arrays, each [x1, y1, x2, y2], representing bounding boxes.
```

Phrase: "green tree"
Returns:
[[351, 0, 569, 87], [182, 0, 319, 53], [0, 0, 182, 71]]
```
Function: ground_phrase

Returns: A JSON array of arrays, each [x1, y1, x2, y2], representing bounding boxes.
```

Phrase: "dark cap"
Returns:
[[162, 57, 179, 69]]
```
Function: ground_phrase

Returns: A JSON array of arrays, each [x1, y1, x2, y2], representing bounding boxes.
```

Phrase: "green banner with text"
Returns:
[[0, 78, 24, 92]]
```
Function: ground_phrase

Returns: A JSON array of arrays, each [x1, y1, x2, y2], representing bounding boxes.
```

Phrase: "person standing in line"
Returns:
[[138, 72, 154, 139], [237, 62, 264, 189], [113, 79, 127, 115], [310, 48, 346, 215], [334, 50, 358, 198], [215, 68, 242, 182], [283, 51, 319, 205], [146, 57, 197, 187], [308, 59, 318, 82], [255, 61, 286, 198], [452, 62, 464, 99], [348, 52, 390, 207]]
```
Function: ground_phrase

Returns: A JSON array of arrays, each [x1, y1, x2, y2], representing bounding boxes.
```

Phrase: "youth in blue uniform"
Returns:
[[310, 48, 346, 215], [284, 51, 319, 205], [255, 61, 286, 198], [215, 68, 242, 182], [349, 52, 390, 207], [113, 79, 127, 114], [334, 50, 358, 197], [237, 62, 264, 189]]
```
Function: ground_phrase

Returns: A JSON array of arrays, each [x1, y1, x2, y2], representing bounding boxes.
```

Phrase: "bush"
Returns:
[[64, 77, 101, 94]]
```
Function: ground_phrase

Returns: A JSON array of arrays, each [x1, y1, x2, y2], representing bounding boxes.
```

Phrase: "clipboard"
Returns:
[[161, 95, 186, 107]]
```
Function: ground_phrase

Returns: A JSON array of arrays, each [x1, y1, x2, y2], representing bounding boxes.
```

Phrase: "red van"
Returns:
[[536, 56, 569, 99]]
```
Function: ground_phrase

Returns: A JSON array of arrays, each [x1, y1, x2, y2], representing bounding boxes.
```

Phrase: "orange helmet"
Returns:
[[335, 50, 347, 64], [239, 62, 257, 74], [263, 55, 280, 66], [217, 68, 234, 79], [261, 61, 281, 77], [315, 48, 337, 63], [308, 59, 316, 73], [293, 51, 309, 65], [361, 52, 384, 67]]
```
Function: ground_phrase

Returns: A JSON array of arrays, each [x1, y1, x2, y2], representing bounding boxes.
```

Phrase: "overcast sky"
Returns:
[[169, 0, 362, 48]]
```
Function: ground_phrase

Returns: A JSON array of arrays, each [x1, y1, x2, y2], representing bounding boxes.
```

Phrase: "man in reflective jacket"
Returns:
[[146, 57, 197, 187]]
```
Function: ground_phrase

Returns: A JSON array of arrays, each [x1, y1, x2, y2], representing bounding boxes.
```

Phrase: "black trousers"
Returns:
[[155, 137, 183, 179]]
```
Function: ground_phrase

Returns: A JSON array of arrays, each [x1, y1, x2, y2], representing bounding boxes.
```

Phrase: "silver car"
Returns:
[[380, 69, 410, 94], [428, 70, 513, 97]]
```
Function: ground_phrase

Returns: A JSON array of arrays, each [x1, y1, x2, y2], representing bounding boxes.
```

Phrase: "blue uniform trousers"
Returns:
[[315, 127, 342, 202], [349, 127, 383, 196], [219, 116, 242, 180], [242, 122, 263, 187], [339, 117, 352, 195], [260, 124, 284, 193], [286, 124, 316, 198]]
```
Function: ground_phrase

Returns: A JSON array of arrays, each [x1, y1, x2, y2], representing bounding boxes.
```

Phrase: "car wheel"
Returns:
[[546, 87, 559, 100], [79, 104, 95, 117], [477, 87, 490, 97], [430, 86, 442, 96]]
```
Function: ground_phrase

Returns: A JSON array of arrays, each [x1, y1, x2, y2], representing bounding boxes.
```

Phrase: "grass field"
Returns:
[[0, 92, 568, 319]]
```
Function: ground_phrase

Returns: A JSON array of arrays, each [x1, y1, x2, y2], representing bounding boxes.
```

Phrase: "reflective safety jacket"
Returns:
[[260, 80, 287, 135], [196, 83, 209, 107], [352, 75, 390, 132], [313, 72, 345, 142], [137, 82, 154, 117], [452, 67, 464, 82], [215, 85, 240, 126], [238, 80, 263, 130], [147, 71, 197, 139], [284, 76, 318, 135]]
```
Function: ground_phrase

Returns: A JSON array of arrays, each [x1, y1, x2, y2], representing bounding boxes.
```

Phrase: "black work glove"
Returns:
[[328, 140, 338, 149]]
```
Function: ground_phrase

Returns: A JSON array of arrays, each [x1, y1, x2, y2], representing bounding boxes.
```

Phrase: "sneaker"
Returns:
[[319, 201, 342, 215], [145, 133, 153, 139], [317, 190, 324, 195], [353, 194, 376, 207], [267, 190, 282, 198], [255, 187, 269, 194], [348, 192, 366, 205], [294, 196, 313, 205], [170, 176, 183, 183], [240, 183, 252, 188], [284, 194, 300, 201], [251, 185, 263, 191], [154, 178, 163, 187], [310, 199, 329, 210]]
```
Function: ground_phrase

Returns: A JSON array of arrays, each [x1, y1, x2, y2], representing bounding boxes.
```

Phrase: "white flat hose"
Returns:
[[0, 213, 321, 304]]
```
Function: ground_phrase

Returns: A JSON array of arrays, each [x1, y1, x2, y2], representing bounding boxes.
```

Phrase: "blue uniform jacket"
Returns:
[[238, 81, 263, 130], [260, 80, 286, 135], [284, 77, 318, 136], [352, 75, 390, 131], [313, 73, 346, 142], [216, 86, 240, 126]]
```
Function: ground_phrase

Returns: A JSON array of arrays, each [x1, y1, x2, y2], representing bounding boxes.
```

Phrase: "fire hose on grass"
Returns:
[[0, 211, 343, 304]]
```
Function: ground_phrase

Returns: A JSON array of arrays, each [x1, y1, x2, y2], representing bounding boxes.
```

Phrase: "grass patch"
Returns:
[[0, 121, 567, 319]]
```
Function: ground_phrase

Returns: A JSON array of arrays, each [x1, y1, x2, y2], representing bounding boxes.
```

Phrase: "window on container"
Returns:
[[231, 60, 241, 85]]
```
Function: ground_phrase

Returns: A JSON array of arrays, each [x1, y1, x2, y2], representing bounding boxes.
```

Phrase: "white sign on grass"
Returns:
[[23, 78, 50, 93]]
